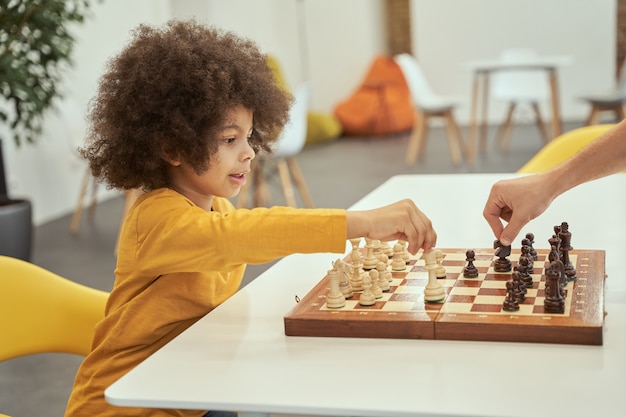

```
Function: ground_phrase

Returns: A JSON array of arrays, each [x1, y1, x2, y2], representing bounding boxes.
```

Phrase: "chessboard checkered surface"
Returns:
[[284, 248, 606, 345]]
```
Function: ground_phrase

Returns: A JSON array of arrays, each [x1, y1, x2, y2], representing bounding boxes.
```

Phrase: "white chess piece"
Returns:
[[334, 259, 354, 299], [435, 249, 447, 279], [350, 253, 364, 292], [358, 272, 376, 306], [391, 243, 406, 271], [423, 250, 445, 302], [376, 261, 391, 291], [363, 238, 378, 271], [369, 269, 383, 299], [326, 268, 346, 308]]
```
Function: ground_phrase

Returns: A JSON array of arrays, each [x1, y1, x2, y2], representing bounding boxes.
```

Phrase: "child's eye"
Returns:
[[223, 137, 236, 144]]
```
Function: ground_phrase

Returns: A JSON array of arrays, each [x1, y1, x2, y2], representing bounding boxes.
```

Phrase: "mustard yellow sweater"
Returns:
[[65, 188, 347, 417]]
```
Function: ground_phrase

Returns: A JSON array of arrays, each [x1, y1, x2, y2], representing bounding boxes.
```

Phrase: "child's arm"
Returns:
[[346, 199, 436, 255]]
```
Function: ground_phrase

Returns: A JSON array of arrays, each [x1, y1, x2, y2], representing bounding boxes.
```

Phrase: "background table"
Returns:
[[464, 56, 573, 163], [106, 173, 626, 417]]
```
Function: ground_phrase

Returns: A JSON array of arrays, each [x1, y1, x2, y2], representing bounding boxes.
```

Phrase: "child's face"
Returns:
[[167, 105, 255, 207]]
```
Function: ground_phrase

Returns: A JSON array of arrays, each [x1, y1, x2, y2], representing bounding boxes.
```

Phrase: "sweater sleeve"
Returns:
[[119, 190, 347, 277]]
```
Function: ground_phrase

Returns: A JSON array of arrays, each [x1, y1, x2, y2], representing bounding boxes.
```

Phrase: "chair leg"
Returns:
[[405, 109, 424, 164], [69, 167, 92, 234], [617, 104, 626, 121], [531, 101, 550, 144], [286, 157, 314, 208], [585, 106, 600, 126], [495, 102, 516, 152], [443, 111, 463, 166], [276, 158, 297, 207]]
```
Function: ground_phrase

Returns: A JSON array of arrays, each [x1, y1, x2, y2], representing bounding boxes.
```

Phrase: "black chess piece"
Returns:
[[493, 239, 512, 272], [463, 249, 479, 278], [503, 279, 520, 311], [525, 232, 538, 260], [559, 221, 577, 281], [544, 261, 565, 313], [512, 270, 526, 302]]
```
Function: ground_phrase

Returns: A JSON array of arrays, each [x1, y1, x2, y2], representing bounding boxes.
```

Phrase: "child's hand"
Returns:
[[347, 199, 437, 254]]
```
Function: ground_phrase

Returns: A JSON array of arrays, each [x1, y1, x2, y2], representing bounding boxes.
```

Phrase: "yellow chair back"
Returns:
[[0, 255, 108, 361], [517, 124, 617, 173]]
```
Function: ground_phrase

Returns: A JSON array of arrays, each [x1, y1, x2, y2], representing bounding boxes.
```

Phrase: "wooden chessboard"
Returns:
[[284, 248, 606, 345]]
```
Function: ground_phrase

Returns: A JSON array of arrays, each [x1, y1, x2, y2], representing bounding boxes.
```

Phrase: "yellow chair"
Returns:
[[517, 124, 617, 173], [0, 255, 108, 361]]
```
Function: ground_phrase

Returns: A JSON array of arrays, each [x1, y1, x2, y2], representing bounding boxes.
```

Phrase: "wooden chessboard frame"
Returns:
[[284, 248, 606, 346]]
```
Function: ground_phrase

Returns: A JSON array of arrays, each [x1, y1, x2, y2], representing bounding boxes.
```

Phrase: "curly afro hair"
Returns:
[[80, 19, 292, 191]]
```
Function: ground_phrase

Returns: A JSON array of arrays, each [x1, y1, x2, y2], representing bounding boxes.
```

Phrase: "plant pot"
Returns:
[[0, 198, 32, 261]]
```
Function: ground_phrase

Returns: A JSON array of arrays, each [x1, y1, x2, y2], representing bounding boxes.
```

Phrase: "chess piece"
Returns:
[[325, 268, 346, 309], [358, 272, 376, 306], [350, 252, 364, 292], [333, 258, 354, 299], [369, 269, 383, 299], [525, 232, 538, 260], [493, 239, 512, 272], [544, 260, 565, 313], [362, 238, 378, 270], [512, 270, 526, 302], [502, 279, 520, 311], [515, 262, 532, 290], [559, 222, 577, 281], [517, 248, 534, 288], [397, 239, 411, 263], [391, 243, 406, 271], [376, 261, 391, 291], [423, 250, 445, 302], [463, 249, 479, 278], [435, 250, 446, 279], [380, 240, 394, 258]]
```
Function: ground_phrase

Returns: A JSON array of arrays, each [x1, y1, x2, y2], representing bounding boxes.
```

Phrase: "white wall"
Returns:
[[412, 0, 615, 124], [2, 0, 616, 225]]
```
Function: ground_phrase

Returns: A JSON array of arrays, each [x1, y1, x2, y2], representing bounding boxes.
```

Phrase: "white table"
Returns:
[[464, 55, 573, 163], [106, 174, 626, 417]]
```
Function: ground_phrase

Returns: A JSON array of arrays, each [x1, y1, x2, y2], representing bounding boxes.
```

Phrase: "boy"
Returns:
[[65, 20, 436, 416]]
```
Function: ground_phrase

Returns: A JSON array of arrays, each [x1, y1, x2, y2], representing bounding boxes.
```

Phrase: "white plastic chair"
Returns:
[[237, 82, 314, 208], [491, 48, 551, 151], [579, 58, 626, 125], [394, 53, 465, 166]]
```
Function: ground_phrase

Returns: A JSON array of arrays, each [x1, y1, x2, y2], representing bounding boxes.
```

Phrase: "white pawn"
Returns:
[[423, 250, 445, 303], [349, 238, 362, 259], [326, 268, 346, 309], [376, 261, 391, 291], [391, 243, 406, 271], [369, 269, 383, 299], [435, 249, 447, 279], [398, 239, 411, 263], [359, 272, 376, 306]]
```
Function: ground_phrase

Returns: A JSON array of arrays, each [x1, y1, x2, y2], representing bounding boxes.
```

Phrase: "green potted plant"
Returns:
[[0, 0, 94, 260]]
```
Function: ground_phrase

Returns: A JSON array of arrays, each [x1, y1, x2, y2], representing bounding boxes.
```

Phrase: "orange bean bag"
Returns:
[[334, 55, 415, 136]]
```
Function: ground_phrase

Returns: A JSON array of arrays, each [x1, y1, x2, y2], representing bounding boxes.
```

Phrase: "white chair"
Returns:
[[579, 58, 626, 126], [237, 82, 314, 208], [491, 48, 551, 151], [393, 53, 465, 166]]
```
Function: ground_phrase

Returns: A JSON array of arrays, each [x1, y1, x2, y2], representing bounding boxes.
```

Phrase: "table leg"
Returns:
[[548, 69, 562, 139], [479, 71, 490, 154], [467, 72, 480, 163]]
